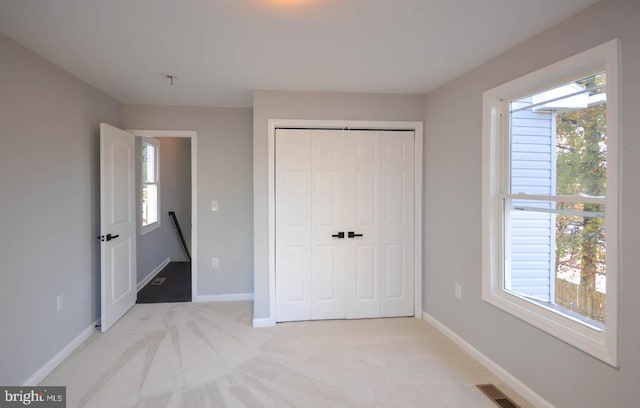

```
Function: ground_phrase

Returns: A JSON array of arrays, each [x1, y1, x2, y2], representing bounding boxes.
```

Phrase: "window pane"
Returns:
[[507, 199, 606, 327], [507, 199, 556, 302], [142, 142, 156, 183], [142, 184, 158, 226], [555, 202, 606, 324], [510, 72, 607, 197]]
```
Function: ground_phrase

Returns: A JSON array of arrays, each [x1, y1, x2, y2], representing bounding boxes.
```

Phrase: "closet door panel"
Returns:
[[346, 131, 381, 318], [275, 130, 313, 322], [311, 130, 347, 319], [380, 131, 415, 317]]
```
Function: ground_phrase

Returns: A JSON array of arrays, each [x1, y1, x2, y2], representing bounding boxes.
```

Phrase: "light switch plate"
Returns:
[[211, 200, 219, 211]]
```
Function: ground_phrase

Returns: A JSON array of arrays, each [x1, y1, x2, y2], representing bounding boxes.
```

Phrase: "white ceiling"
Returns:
[[0, 0, 599, 107]]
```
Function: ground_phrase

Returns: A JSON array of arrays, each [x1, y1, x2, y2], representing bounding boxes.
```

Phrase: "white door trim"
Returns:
[[126, 129, 199, 301], [266, 119, 423, 326]]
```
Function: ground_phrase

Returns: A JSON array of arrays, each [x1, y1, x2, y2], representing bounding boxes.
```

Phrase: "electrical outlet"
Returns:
[[454, 284, 462, 300], [212, 257, 219, 268], [57, 294, 64, 311]]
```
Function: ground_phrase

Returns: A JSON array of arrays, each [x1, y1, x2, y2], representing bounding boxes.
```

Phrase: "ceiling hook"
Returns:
[[162, 73, 177, 86]]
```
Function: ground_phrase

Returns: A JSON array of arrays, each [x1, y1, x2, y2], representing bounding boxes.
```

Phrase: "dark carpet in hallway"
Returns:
[[137, 261, 191, 303]]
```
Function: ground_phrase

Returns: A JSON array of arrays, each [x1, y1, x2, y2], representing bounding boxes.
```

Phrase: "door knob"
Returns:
[[106, 233, 120, 242], [331, 232, 345, 239], [348, 231, 363, 238]]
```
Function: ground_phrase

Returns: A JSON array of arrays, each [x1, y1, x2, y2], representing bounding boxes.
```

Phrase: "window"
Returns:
[[141, 138, 160, 234], [482, 40, 619, 366]]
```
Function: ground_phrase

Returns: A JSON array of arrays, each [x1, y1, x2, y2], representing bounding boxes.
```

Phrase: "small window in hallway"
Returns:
[[142, 138, 160, 233]]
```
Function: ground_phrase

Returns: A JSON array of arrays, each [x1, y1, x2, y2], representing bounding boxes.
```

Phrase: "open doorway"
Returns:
[[130, 130, 196, 304]]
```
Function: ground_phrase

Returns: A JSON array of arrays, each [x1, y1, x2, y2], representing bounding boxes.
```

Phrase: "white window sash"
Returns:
[[141, 137, 161, 234]]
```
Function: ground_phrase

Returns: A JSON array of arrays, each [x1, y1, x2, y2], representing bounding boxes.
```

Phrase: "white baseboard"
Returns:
[[193, 293, 254, 303], [421, 312, 555, 408], [252, 317, 276, 328], [137, 257, 171, 291], [23, 320, 98, 386]]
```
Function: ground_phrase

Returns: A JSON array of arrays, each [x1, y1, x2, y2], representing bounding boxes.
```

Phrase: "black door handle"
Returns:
[[348, 231, 363, 238], [331, 232, 345, 239], [106, 233, 120, 242]]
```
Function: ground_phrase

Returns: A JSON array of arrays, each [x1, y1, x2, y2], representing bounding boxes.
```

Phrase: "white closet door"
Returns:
[[275, 129, 347, 322], [346, 131, 381, 318], [276, 128, 414, 322], [380, 131, 414, 317], [275, 129, 313, 322], [310, 130, 347, 319]]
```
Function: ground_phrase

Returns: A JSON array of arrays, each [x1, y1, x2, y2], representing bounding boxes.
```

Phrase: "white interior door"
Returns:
[[275, 129, 347, 321], [100, 123, 137, 332], [346, 131, 415, 318]]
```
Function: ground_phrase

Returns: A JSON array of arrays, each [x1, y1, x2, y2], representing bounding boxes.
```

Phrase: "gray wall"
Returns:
[[0, 33, 120, 385], [422, 1, 639, 407], [121, 105, 254, 297], [252, 90, 425, 319], [136, 137, 192, 284]]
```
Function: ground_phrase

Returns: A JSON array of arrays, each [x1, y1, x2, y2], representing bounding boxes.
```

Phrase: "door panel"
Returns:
[[111, 240, 133, 302], [275, 130, 312, 322], [310, 131, 346, 319], [384, 172, 405, 225], [355, 245, 376, 299], [383, 244, 405, 298], [315, 171, 338, 226], [380, 131, 414, 317], [285, 246, 309, 301], [111, 143, 131, 224], [347, 131, 381, 318], [100, 123, 137, 332]]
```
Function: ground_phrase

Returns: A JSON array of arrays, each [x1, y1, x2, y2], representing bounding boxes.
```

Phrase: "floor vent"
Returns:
[[476, 384, 521, 408], [151, 277, 166, 286]]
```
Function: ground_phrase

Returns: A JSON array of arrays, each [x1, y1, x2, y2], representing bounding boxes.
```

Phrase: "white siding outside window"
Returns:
[[508, 99, 555, 301]]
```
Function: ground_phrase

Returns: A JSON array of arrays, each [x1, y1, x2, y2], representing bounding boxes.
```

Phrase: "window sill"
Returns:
[[141, 222, 160, 235], [482, 288, 616, 367]]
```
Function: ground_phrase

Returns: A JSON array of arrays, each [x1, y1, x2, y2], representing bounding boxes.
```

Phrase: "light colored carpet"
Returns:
[[41, 301, 531, 407]]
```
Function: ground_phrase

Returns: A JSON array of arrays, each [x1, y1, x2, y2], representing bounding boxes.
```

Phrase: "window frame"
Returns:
[[482, 40, 619, 366], [141, 137, 161, 235]]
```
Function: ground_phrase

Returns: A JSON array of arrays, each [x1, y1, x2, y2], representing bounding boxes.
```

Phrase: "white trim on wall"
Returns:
[[137, 257, 171, 291], [422, 312, 555, 408], [195, 293, 255, 302], [23, 320, 98, 386], [252, 318, 275, 328], [126, 129, 199, 301], [258, 119, 424, 327]]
